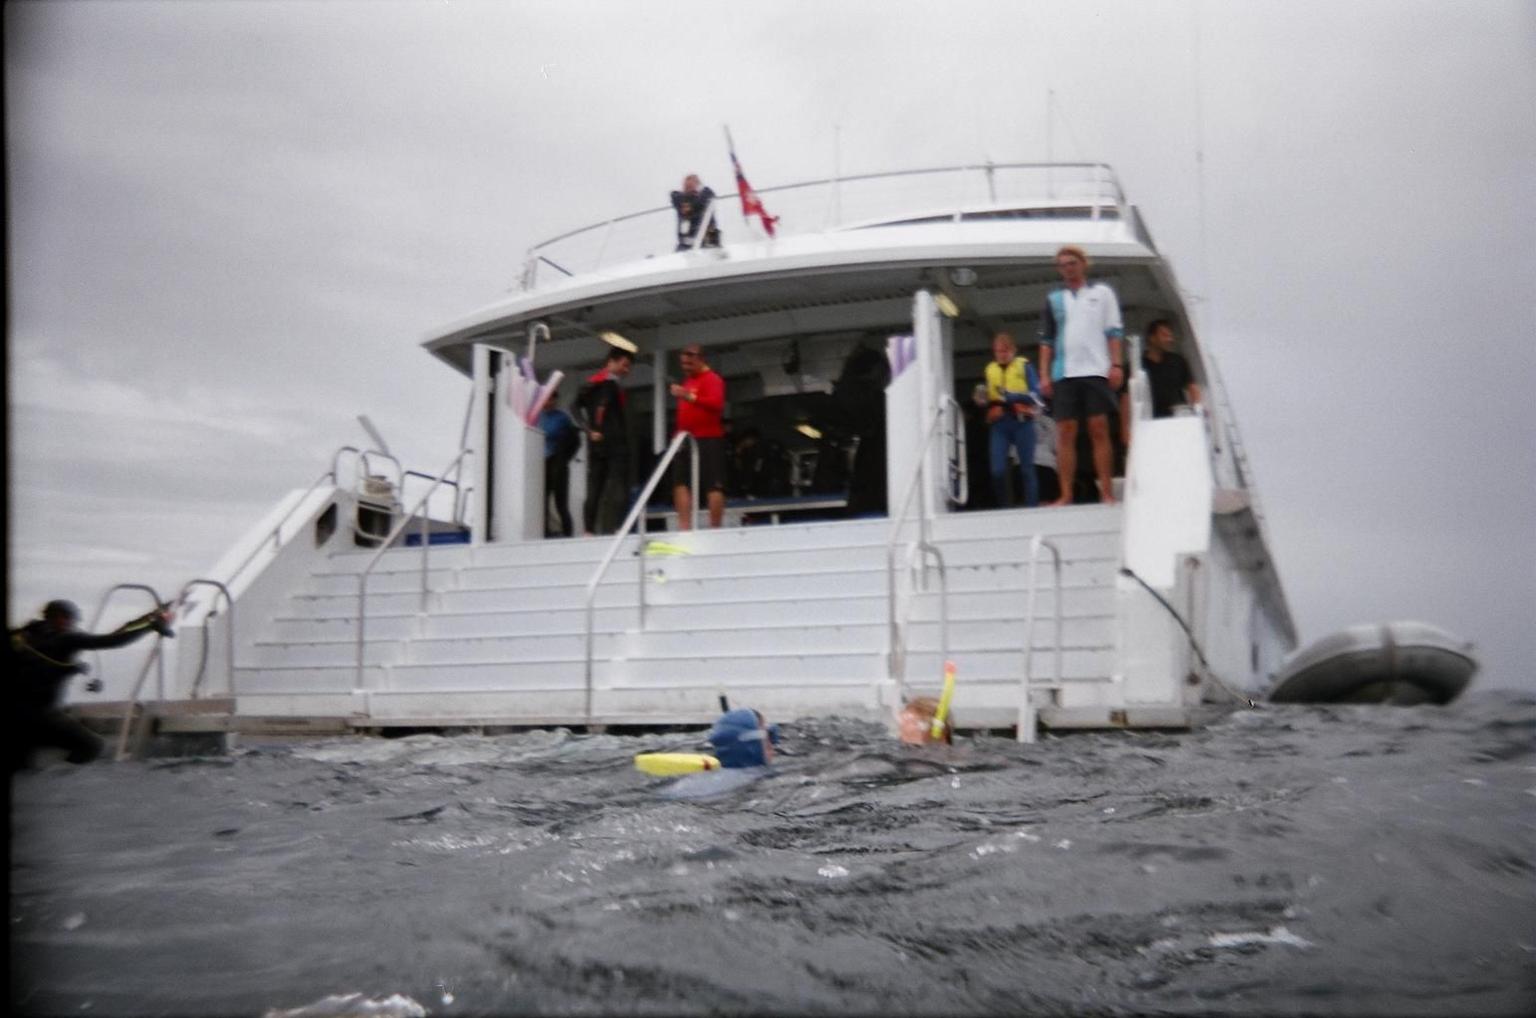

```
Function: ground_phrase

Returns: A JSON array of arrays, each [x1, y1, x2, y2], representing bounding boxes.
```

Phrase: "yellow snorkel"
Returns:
[[930, 661, 957, 741]]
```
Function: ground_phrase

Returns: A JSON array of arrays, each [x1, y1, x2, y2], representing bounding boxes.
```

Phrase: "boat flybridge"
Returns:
[[83, 163, 1297, 752]]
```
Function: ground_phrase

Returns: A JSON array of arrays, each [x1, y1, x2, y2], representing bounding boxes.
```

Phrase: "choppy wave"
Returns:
[[12, 691, 1536, 1016]]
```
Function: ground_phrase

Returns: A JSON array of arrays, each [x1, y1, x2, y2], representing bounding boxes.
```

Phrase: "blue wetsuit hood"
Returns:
[[707, 709, 779, 768]]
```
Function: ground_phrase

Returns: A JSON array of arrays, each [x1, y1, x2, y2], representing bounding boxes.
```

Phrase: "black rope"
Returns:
[[1118, 567, 1257, 708]]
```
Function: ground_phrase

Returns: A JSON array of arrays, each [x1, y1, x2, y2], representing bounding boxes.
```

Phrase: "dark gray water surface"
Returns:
[[12, 693, 1536, 1017]]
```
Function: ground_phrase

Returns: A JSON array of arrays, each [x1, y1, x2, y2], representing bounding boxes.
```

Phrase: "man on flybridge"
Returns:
[[670, 174, 721, 251]]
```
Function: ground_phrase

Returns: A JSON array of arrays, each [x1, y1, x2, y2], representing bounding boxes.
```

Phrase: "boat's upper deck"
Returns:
[[421, 163, 1180, 378]]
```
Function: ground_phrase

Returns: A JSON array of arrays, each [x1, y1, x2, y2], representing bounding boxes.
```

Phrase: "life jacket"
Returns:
[[984, 357, 1036, 405]]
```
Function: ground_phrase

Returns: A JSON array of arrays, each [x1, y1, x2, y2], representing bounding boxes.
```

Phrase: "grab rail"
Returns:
[[360, 449, 404, 492], [582, 430, 699, 721], [179, 578, 235, 699], [82, 583, 167, 762], [1017, 535, 1064, 744], [86, 583, 167, 699], [885, 404, 959, 695], [114, 639, 167, 762], [354, 446, 474, 692], [402, 469, 462, 526]]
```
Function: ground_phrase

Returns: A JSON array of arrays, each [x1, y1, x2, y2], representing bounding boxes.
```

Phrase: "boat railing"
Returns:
[[401, 469, 469, 530], [102, 574, 235, 755], [1017, 535, 1065, 744], [79, 583, 169, 760], [1203, 355, 1249, 491], [582, 430, 700, 721], [521, 162, 1126, 288], [885, 399, 964, 696], [353, 446, 475, 693], [217, 445, 380, 597], [95, 577, 237, 759], [179, 578, 235, 700]]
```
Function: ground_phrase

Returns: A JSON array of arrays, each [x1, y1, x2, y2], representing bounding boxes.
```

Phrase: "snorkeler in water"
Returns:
[[706, 708, 781, 768]]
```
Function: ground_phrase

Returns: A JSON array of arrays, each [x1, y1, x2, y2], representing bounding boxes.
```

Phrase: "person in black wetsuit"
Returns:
[[9, 599, 174, 771], [671, 174, 721, 251], [577, 348, 635, 536]]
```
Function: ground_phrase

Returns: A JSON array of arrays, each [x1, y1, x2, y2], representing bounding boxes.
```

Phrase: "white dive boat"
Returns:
[[80, 163, 1301, 746]]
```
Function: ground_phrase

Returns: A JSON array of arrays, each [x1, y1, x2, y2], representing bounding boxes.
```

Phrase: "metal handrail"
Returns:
[[83, 583, 167, 762], [360, 449, 404, 493], [220, 445, 371, 596], [582, 430, 699, 721], [86, 583, 166, 698], [531, 161, 1121, 252], [884, 404, 959, 694], [353, 446, 474, 692], [179, 578, 234, 699], [114, 639, 166, 762], [402, 469, 462, 526], [523, 162, 1125, 287], [1017, 535, 1064, 744], [353, 450, 406, 541]]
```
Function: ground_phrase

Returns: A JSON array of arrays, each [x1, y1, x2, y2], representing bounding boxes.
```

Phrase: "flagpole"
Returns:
[[723, 124, 778, 240]]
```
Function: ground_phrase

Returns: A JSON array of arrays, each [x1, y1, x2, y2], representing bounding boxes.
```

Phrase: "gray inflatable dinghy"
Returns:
[[1268, 621, 1477, 705]]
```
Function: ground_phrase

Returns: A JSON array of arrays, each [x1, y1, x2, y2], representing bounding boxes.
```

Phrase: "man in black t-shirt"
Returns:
[[1141, 318, 1202, 418]]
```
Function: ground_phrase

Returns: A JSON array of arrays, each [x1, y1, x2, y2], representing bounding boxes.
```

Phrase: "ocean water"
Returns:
[[11, 692, 1536, 1017]]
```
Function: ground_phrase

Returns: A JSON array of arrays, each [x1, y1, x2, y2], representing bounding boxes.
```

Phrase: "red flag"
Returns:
[[725, 128, 779, 237]]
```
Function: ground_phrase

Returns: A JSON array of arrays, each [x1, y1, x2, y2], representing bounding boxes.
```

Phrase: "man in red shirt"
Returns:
[[670, 344, 726, 529]]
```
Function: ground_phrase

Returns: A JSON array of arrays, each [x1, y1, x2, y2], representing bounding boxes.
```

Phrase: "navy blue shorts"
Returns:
[[1052, 376, 1117, 421]]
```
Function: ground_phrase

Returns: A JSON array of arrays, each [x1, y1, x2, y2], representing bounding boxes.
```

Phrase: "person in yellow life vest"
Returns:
[[983, 331, 1043, 507]]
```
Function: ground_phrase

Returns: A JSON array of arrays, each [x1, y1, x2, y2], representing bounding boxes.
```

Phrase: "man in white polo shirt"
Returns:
[[1037, 245, 1124, 506]]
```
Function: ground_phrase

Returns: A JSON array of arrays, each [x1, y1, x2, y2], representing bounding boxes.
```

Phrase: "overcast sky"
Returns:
[[7, 0, 1534, 690]]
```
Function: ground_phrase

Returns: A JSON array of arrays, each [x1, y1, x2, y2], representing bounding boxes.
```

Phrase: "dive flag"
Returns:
[[724, 126, 779, 237]]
